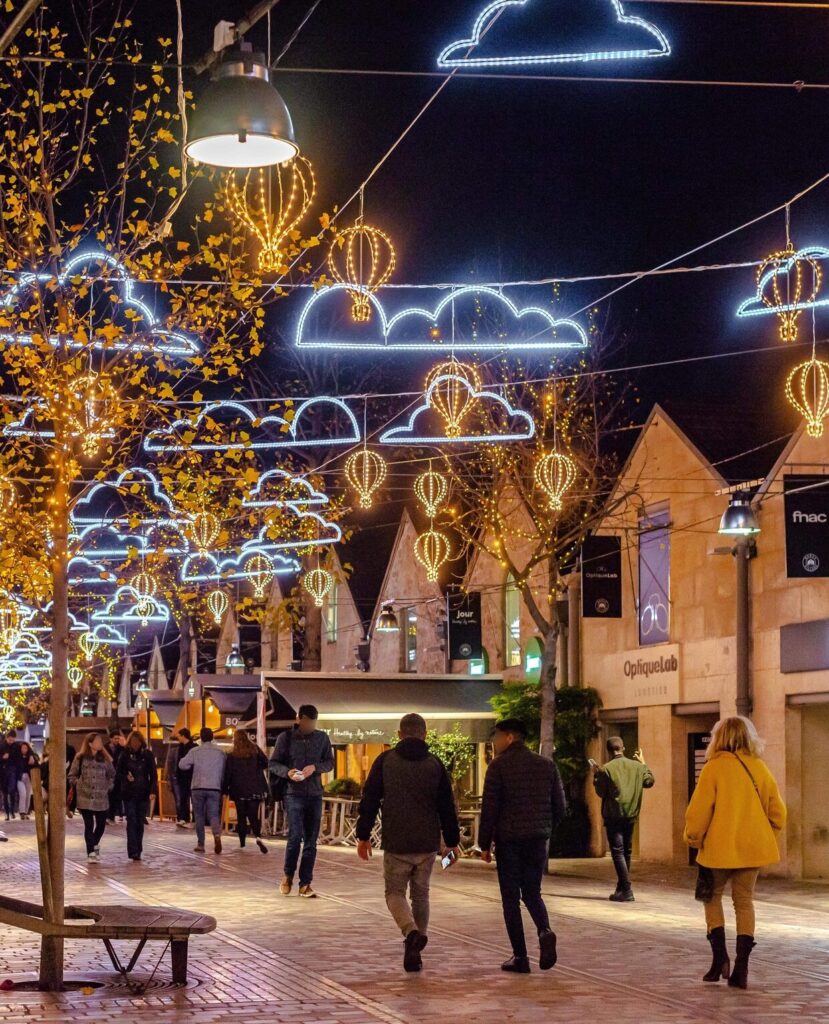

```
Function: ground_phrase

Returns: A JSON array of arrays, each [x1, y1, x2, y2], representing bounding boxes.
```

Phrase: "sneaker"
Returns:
[[298, 884, 316, 898], [501, 955, 531, 974], [279, 876, 292, 896], [539, 929, 557, 971], [0, 832, 7, 842], [87, 850, 98, 861], [403, 930, 428, 973], [609, 890, 635, 903], [193, 845, 206, 853], [214, 835, 222, 854], [256, 839, 268, 855]]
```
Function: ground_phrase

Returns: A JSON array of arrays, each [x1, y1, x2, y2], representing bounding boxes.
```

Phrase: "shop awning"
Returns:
[[147, 689, 185, 730], [263, 672, 501, 744]]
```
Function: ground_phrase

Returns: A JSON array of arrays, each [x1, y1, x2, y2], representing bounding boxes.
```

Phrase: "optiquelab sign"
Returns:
[[582, 535, 622, 618], [619, 644, 681, 707], [784, 475, 829, 578]]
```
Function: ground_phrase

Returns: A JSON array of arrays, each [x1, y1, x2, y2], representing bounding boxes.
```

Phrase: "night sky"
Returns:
[[143, 1, 829, 442]]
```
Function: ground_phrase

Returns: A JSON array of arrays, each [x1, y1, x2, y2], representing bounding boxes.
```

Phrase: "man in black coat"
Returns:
[[478, 718, 567, 974], [356, 713, 461, 973]]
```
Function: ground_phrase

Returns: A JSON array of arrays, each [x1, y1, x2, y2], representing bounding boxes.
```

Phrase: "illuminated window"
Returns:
[[638, 508, 670, 647], [504, 574, 521, 667], [402, 607, 418, 671], [325, 579, 338, 642]]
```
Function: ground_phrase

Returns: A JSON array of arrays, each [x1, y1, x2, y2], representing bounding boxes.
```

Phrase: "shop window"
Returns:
[[402, 607, 418, 671], [325, 579, 339, 642], [638, 508, 670, 646], [504, 574, 521, 667]]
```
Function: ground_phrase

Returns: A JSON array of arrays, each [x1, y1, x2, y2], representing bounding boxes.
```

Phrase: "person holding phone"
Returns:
[[356, 713, 460, 974], [592, 737, 655, 903]]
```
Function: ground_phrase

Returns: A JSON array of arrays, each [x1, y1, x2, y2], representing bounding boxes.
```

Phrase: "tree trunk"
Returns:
[[40, 470, 69, 991], [178, 611, 192, 685], [538, 624, 559, 759]]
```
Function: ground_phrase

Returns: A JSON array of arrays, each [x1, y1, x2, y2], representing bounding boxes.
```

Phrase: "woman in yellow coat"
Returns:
[[684, 716, 786, 990]]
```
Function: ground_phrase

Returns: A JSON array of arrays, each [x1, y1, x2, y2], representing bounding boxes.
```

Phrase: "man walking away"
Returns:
[[179, 728, 226, 854], [478, 719, 567, 975], [105, 730, 125, 823], [356, 713, 461, 973], [269, 705, 334, 898], [592, 737, 655, 902], [173, 728, 197, 826]]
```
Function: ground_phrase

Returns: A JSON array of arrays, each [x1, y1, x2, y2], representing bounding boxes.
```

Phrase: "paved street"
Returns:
[[0, 818, 826, 1023]]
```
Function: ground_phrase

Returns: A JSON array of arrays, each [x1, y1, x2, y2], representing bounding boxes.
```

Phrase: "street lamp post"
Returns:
[[718, 492, 761, 719]]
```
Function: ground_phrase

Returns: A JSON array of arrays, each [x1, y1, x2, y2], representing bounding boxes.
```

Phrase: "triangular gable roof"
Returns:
[[756, 421, 805, 499], [370, 507, 416, 630]]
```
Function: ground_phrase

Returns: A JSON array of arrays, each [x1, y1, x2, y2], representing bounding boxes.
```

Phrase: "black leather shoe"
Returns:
[[403, 930, 428, 972], [609, 890, 635, 902], [539, 929, 557, 970], [501, 956, 531, 974]]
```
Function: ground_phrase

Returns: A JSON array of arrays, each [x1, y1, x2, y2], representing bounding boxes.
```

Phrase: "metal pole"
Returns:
[[193, 0, 283, 74], [734, 539, 752, 718], [567, 572, 582, 688]]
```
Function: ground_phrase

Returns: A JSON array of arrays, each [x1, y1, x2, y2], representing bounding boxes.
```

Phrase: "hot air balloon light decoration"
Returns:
[[64, 372, 118, 458], [345, 449, 387, 510], [0, 478, 16, 516], [414, 465, 448, 519], [190, 510, 221, 552], [303, 566, 333, 609], [328, 220, 396, 323], [424, 360, 482, 438], [225, 157, 315, 273], [78, 630, 100, 663], [207, 589, 229, 626], [132, 570, 160, 626], [786, 354, 829, 438], [0, 591, 22, 655], [534, 450, 577, 511], [247, 552, 274, 599], [758, 243, 823, 343], [414, 527, 451, 583], [68, 665, 83, 691]]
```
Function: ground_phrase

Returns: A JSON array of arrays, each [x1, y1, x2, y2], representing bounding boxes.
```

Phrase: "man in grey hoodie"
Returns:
[[178, 728, 226, 854]]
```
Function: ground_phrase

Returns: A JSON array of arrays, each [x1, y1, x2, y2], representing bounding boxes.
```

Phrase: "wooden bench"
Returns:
[[0, 896, 216, 984]]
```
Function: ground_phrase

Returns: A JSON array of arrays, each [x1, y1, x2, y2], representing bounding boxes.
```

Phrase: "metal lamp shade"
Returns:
[[376, 604, 400, 633], [719, 496, 760, 536], [185, 51, 297, 169]]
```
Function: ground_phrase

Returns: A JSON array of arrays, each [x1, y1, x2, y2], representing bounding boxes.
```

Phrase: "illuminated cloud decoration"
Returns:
[[144, 398, 360, 453], [296, 284, 588, 352], [243, 469, 329, 509], [437, 0, 671, 69], [240, 511, 342, 558], [92, 585, 171, 627], [379, 372, 536, 445], [0, 613, 52, 689], [737, 246, 829, 322], [90, 623, 129, 647], [180, 549, 299, 586], [4, 404, 117, 444], [0, 250, 199, 356]]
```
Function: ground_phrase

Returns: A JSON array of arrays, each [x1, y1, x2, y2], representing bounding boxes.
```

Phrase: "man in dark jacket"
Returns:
[[105, 729, 125, 823], [173, 728, 197, 826], [356, 713, 461, 973], [1, 730, 23, 819], [592, 736, 655, 902], [269, 705, 334, 898], [478, 719, 567, 974]]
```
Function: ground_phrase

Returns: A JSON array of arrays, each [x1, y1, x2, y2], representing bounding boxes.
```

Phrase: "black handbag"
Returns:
[[695, 865, 715, 903]]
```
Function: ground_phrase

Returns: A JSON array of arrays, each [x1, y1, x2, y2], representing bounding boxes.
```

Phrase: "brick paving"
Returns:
[[0, 818, 826, 1023]]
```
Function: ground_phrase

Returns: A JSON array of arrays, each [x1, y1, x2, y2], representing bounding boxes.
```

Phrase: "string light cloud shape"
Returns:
[[379, 373, 536, 446], [239, 511, 343, 559], [0, 249, 199, 357], [296, 284, 588, 352], [437, 0, 671, 69], [736, 246, 829, 321], [243, 469, 329, 510], [92, 586, 171, 627], [144, 398, 360, 453], [179, 549, 300, 586]]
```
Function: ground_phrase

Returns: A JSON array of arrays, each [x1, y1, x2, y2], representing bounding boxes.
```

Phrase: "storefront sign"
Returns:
[[582, 535, 622, 618], [447, 591, 483, 660], [784, 475, 829, 578], [619, 644, 681, 706]]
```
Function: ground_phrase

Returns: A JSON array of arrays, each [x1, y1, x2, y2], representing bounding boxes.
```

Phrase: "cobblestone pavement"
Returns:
[[0, 818, 827, 1023]]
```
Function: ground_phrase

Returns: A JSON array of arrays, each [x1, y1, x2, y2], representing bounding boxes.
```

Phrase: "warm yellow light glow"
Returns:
[[190, 510, 221, 552], [424, 360, 481, 437], [759, 243, 822, 343], [0, 591, 21, 655], [206, 589, 229, 626], [414, 528, 451, 582], [247, 552, 274, 599], [132, 571, 159, 626], [414, 466, 448, 518], [78, 630, 99, 663], [534, 450, 577, 511], [786, 355, 829, 437], [303, 567, 333, 608], [0, 478, 16, 517], [328, 222, 396, 322], [345, 449, 387, 509], [68, 665, 82, 691], [64, 373, 118, 458], [225, 157, 315, 273]]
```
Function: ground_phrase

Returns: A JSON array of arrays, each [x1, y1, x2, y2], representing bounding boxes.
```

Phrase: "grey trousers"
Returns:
[[383, 851, 436, 937]]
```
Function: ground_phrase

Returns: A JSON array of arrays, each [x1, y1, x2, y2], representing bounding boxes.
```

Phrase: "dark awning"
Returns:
[[146, 689, 185, 729], [263, 672, 501, 744]]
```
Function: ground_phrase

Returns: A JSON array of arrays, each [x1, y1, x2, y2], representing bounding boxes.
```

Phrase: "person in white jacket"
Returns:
[[178, 727, 226, 854]]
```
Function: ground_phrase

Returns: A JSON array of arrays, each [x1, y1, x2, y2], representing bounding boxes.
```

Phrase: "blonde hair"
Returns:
[[706, 716, 764, 760]]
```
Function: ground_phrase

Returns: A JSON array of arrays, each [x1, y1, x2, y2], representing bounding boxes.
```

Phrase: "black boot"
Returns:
[[501, 955, 531, 974], [728, 935, 755, 989], [703, 926, 730, 982]]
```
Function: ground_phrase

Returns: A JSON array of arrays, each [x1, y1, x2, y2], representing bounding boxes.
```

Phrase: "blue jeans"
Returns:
[[495, 837, 551, 957], [283, 794, 323, 886], [192, 789, 222, 848], [606, 818, 636, 893], [123, 797, 148, 859]]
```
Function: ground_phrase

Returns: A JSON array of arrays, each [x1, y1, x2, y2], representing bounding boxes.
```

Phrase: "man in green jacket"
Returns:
[[592, 737, 654, 903]]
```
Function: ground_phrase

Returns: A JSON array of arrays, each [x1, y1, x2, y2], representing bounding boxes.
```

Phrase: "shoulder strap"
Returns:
[[733, 753, 762, 804]]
